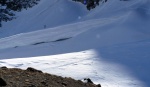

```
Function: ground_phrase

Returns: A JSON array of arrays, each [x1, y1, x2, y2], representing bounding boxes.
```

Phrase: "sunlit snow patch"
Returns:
[[0, 49, 146, 87]]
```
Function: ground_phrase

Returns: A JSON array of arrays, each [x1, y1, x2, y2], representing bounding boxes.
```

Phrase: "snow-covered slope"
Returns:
[[0, 0, 87, 38], [0, 0, 150, 87]]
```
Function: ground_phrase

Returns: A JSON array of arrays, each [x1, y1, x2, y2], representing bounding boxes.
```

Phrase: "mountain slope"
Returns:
[[0, 0, 150, 87], [0, 0, 87, 38]]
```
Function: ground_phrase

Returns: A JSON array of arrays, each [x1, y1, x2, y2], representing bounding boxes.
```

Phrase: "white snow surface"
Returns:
[[0, 0, 150, 87]]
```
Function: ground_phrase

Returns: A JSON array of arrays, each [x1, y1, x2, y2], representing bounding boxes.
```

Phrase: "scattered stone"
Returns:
[[0, 78, 7, 86], [28, 84, 36, 87], [15, 76, 19, 79], [62, 82, 67, 86], [41, 81, 46, 85], [96, 84, 101, 87], [26, 67, 42, 73], [25, 79, 29, 82], [84, 78, 93, 84]]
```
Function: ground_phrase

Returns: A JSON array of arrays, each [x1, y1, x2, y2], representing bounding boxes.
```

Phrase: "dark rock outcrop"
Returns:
[[0, 78, 7, 86], [26, 67, 42, 73], [0, 67, 101, 87]]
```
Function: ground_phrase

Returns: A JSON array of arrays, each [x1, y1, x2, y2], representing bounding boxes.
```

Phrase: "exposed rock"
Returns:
[[0, 67, 101, 87], [96, 84, 101, 87], [0, 78, 7, 86], [84, 78, 93, 84], [26, 67, 42, 73], [0, 66, 7, 69], [62, 82, 67, 86]]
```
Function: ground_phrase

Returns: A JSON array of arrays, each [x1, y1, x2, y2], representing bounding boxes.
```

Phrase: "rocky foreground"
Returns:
[[0, 67, 101, 87]]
